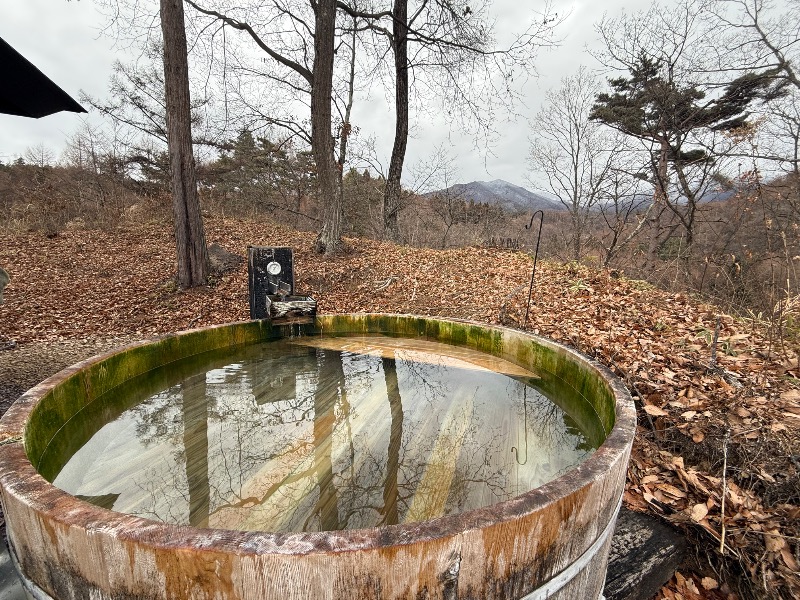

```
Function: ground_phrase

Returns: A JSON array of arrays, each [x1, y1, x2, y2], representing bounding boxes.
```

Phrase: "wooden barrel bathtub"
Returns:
[[0, 314, 635, 600]]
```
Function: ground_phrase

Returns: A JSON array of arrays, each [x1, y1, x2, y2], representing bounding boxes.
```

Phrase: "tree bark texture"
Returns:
[[312, 0, 343, 254], [646, 139, 670, 272], [161, 0, 208, 287], [383, 0, 409, 242], [336, 19, 358, 220]]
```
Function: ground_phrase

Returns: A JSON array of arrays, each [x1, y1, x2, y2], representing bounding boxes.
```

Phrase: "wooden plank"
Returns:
[[604, 507, 686, 600], [267, 296, 316, 319], [269, 315, 315, 326], [291, 336, 539, 380]]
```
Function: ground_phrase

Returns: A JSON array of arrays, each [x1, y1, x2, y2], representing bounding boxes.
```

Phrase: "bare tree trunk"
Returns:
[[160, 0, 208, 287], [602, 202, 653, 268], [337, 18, 358, 205], [646, 140, 670, 272], [313, 0, 343, 255], [383, 0, 408, 242], [672, 161, 698, 247], [571, 213, 582, 262]]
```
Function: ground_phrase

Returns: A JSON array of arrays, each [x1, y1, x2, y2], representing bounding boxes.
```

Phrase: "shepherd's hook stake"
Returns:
[[511, 387, 529, 465], [524, 210, 544, 326]]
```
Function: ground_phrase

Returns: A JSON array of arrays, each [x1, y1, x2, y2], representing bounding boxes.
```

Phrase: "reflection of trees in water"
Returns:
[[309, 348, 342, 531], [62, 339, 592, 531], [395, 350, 450, 411], [329, 351, 512, 526], [205, 351, 322, 529], [131, 388, 183, 444], [128, 463, 193, 525], [507, 378, 594, 495], [112, 344, 324, 526], [183, 372, 210, 527], [400, 389, 505, 521], [446, 408, 510, 513], [94, 378, 211, 525], [515, 383, 566, 460], [324, 352, 403, 530], [380, 356, 401, 526]]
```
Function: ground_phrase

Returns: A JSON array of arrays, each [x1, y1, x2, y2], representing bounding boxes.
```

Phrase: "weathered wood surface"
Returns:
[[293, 335, 539, 379], [266, 296, 317, 320], [267, 314, 316, 326], [604, 507, 686, 600], [0, 509, 687, 600]]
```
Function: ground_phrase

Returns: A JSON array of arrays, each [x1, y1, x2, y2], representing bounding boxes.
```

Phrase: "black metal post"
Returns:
[[523, 211, 544, 326]]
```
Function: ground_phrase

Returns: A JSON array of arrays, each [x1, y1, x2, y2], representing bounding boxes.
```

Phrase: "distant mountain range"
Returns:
[[427, 178, 738, 214], [427, 179, 564, 213]]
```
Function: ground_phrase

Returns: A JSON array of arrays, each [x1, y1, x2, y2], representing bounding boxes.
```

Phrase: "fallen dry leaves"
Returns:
[[0, 216, 798, 599]]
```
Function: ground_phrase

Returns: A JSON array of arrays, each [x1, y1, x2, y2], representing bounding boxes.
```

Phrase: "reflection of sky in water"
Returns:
[[52, 336, 595, 533]]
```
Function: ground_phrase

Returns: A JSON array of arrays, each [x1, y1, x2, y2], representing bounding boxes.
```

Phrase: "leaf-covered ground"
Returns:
[[1, 217, 798, 599]]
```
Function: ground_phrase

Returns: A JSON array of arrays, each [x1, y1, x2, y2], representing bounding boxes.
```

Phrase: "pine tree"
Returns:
[[591, 53, 784, 262]]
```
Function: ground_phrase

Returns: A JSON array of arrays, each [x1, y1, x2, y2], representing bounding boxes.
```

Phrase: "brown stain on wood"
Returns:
[[155, 547, 235, 600]]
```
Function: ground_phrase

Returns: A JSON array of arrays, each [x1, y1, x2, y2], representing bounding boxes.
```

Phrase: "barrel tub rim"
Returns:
[[0, 314, 635, 599]]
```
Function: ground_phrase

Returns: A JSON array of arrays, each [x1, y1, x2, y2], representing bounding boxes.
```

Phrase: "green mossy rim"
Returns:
[[24, 315, 623, 474]]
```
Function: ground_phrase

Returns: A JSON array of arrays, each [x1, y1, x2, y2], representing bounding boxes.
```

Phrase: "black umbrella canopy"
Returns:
[[0, 36, 86, 118]]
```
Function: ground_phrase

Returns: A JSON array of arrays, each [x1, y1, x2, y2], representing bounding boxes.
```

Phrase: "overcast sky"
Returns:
[[1, 0, 643, 189]]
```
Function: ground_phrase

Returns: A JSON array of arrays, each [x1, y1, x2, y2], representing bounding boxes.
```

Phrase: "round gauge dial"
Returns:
[[266, 261, 282, 276]]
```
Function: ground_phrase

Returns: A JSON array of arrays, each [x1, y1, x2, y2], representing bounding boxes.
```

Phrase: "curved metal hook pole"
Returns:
[[511, 387, 529, 465], [523, 210, 544, 326]]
